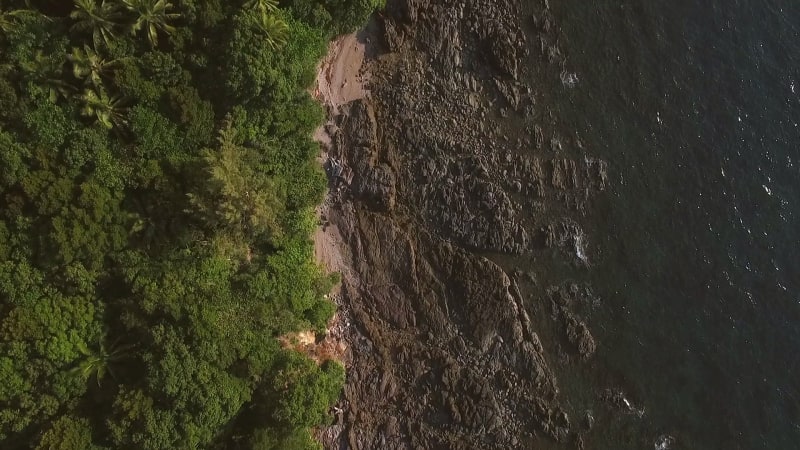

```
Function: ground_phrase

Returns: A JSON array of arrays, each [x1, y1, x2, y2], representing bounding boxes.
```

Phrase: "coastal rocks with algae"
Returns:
[[317, 0, 609, 448]]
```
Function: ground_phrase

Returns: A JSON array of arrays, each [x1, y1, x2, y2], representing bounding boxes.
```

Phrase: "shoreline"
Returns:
[[311, 1, 578, 446], [313, 0, 620, 449], [308, 2, 635, 448], [302, 32, 371, 369], [311, 31, 368, 278]]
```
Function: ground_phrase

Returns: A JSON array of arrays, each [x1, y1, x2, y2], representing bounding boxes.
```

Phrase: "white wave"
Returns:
[[560, 70, 579, 88]]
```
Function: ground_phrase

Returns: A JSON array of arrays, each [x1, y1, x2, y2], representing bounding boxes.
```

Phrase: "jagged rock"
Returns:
[[354, 163, 396, 211], [316, 0, 611, 447], [546, 283, 598, 359], [565, 314, 596, 358], [382, 18, 405, 52]]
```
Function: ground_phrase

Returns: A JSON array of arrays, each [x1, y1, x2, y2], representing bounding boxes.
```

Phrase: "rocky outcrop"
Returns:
[[317, 0, 611, 448], [548, 283, 597, 360]]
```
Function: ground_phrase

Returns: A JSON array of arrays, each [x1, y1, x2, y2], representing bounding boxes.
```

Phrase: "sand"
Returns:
[[302, 32, 369, 367], [311, 32, 367, 276], [313, 33, 369, 115]]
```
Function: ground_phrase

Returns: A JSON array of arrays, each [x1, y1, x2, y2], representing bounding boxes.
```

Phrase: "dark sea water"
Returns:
[[546, 1, 800, 448]]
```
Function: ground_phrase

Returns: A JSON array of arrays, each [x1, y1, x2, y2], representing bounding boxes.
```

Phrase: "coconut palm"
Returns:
[[19, 50, 73, 102], [68, 45, 125, 88], [122, 0, 179, 47], [0, 7, 30, 34], [241, 0, 287, 50], [254, 10, 288, 50], [71, 339, 131, 386], [0, 1, 50, 35], [80, 86, 127, 129], [243, 0, 278, 14], [70, 0, 122, 49]]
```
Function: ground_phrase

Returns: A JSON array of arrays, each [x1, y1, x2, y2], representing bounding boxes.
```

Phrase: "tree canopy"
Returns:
[[0, 0, 381, 448]]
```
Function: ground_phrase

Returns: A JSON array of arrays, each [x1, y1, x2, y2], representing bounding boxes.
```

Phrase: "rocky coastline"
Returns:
[[312, 0, 622, 448]]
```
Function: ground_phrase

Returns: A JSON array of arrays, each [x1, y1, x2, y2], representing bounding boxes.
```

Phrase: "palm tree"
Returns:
[[71, 339, 131, 386], [70, 0, 122, 49], [1, 7, 28, 34], [122, 0, 179, 47], [19, 50, 73, 102], [68, 45, 125, 88], [242, 0, 287, 50], [1, 2, 50, 35], [80, 86, 127, 129], [243, 0, 278, 14], [253, 10, 288, 50]]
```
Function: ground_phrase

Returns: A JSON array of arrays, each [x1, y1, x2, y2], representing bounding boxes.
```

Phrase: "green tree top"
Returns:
[[122, 0, 180, 47], [70, 0, 123, 49]]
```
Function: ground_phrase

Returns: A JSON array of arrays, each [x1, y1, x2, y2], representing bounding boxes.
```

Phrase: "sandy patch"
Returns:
[[312, 31, 367, 277], [313, 33, 369, 113], [300, 32, 370, 367]]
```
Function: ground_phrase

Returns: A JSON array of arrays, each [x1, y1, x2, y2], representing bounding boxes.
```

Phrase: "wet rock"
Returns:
[[565, 314, 596, 358], [583, 410, 595, 430], [601, 388, 645, 417], [547, 283, 598, 359], [655, 434, 676, 450], [316, 0, 611, 447]]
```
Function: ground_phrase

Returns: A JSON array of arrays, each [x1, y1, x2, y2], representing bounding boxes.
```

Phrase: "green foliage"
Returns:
[[46, 178, 129, 271], [0, 285, 103, 439], [0, 129, 30, 186], [0, 222, 8, 261], [79, 86, 127, 129], [250, 427, 321, 450], [68, 45, 125, 89], [329, 0, 384, 34], [165, 83, 214, 148], [0, 74, 20, 121], [113, 57, 162, 103], [0, 7, 39, 35], [4, 11, 60, 69], [224, 12, 326, 102], [35, 416, 102, 450], [140, 51, 184, 86], [128, 104, 184, 161], [272, 355, 345, 427], [283, 0, 383, 35], [23, 86, 76, 148], [122, 0, 180, 47], [187, 123, 285, 244], [70, 0, 123, 50], [70, 338, 130, 386], [177, 0, 225, 28], [106, 326, 252, 449], [62, 126, 110, 171], [0, 0, 352, 447]]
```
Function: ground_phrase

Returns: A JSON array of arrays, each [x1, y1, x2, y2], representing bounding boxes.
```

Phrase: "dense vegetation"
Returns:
[[0, 0, 378, 448]]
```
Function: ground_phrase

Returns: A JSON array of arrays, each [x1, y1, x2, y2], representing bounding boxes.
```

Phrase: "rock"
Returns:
[[566, 315, 596, 358], [583, 410, 595, 430], [354, 163, 396, 211], [547, 283, 597, 358], [382, 18, 405, 52], [316, 0, 610, 447]]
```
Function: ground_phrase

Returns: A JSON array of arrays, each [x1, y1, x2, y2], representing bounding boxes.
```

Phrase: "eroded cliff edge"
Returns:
[[315, 0, 611, 448]]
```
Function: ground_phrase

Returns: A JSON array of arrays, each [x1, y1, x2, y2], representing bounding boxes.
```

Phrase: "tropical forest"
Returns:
[[0, 0, 377, 448]]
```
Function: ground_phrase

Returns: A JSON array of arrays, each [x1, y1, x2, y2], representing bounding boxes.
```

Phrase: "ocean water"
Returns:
[[546, 1, 800, 448]]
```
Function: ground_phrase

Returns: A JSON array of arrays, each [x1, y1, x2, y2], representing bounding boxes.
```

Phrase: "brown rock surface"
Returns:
[[314, 0, 612, 448]]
